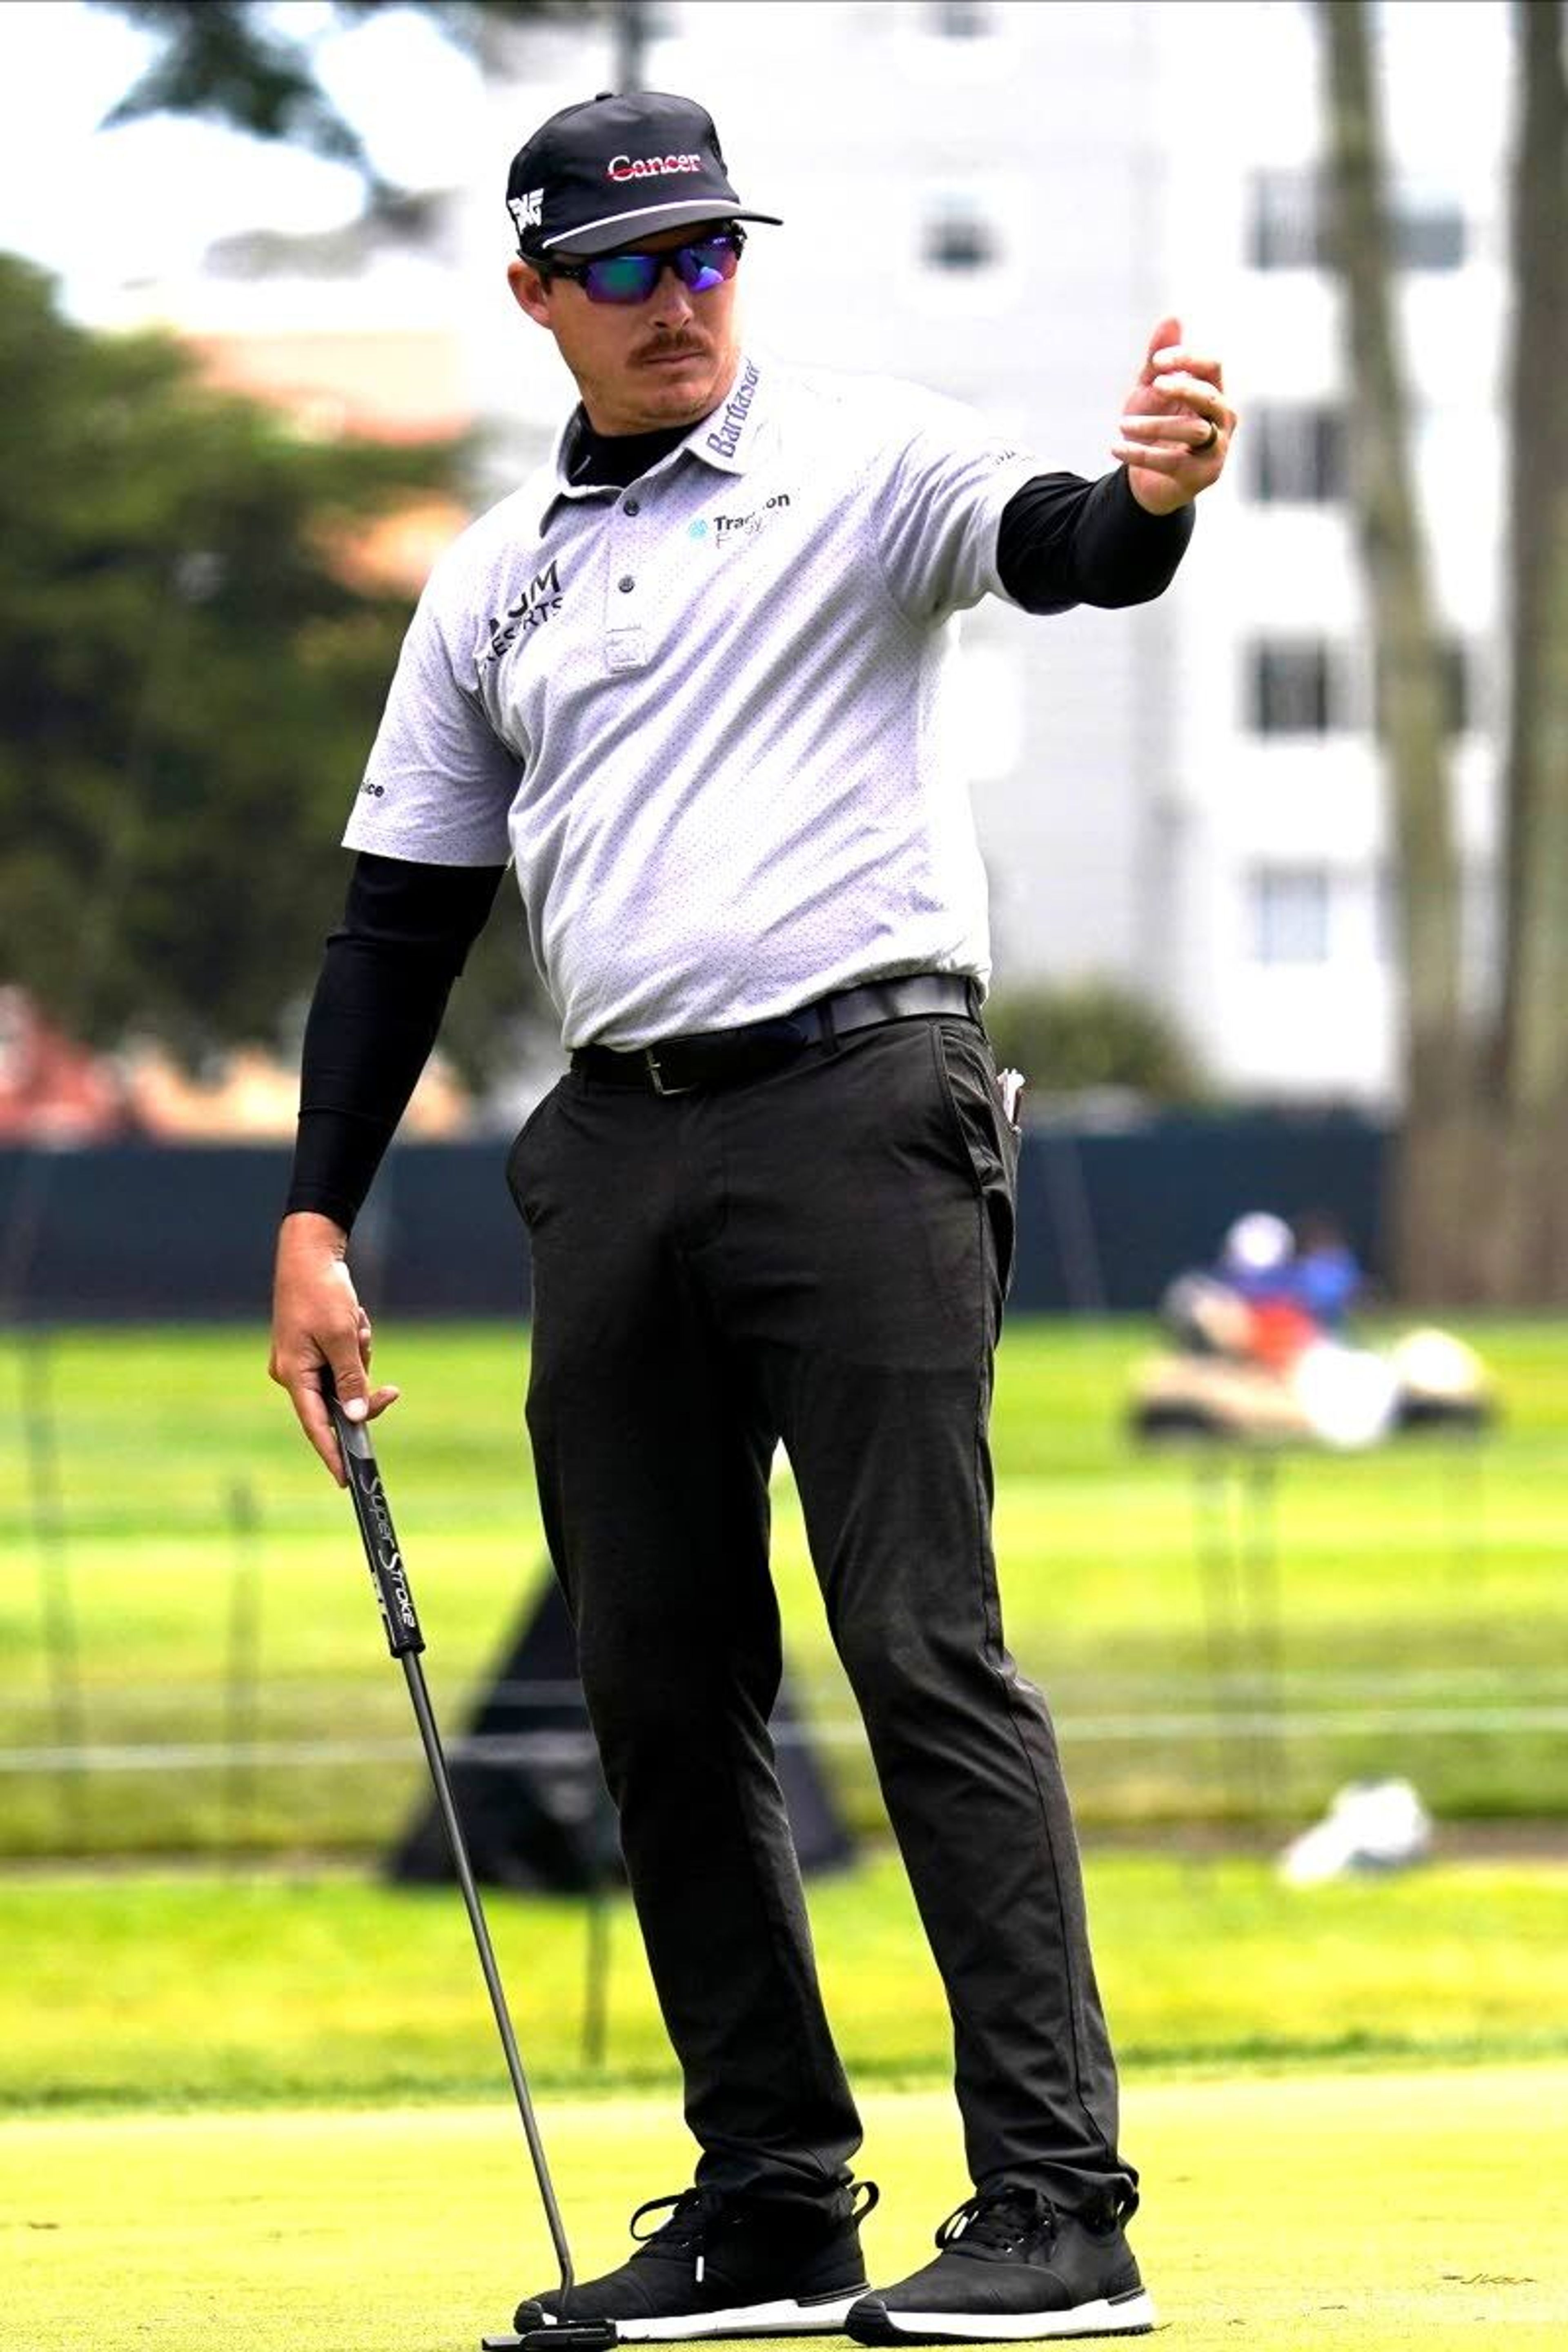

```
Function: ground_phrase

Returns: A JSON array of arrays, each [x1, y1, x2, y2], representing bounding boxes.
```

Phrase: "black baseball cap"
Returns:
[[506, 89, 782, 260]]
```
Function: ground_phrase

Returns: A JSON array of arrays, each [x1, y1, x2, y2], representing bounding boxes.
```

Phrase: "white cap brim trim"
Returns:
[[540, 198, 783, 256]]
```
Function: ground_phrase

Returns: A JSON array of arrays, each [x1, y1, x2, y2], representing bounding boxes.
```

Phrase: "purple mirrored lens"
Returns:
[[672, 238, 737, 293], [582, 253, 662, 304], [579, 236, 741, 305]]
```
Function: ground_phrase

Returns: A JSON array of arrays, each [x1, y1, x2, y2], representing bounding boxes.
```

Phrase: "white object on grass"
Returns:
[[1279, 1778, 1434, 1884], [1291, 1340, 1401, 1449]]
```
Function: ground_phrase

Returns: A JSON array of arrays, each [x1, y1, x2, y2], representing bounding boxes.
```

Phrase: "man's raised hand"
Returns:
[[1113, 313, 1236, 514]]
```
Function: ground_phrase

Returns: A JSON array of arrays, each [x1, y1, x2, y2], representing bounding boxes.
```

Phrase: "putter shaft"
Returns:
[[327, 1398, 578, 2307]]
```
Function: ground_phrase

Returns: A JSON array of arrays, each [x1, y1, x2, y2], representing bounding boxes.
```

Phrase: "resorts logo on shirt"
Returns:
[[483, 561, 566, 663]]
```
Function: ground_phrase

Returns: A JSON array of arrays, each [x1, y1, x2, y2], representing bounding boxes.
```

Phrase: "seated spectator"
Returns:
[[1287, 1209, 1364, 1331]]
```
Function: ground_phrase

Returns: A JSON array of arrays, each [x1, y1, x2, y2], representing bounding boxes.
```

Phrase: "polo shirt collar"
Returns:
[[686, 352, 764, 475], [544, 351, 766, 506]]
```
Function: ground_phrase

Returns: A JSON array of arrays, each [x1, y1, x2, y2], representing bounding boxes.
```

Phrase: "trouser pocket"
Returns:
[[931, 1018, 1020, 1303]]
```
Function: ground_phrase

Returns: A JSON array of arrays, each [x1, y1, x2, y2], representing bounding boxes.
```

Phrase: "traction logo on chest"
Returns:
[[692, 494, 792, 544]]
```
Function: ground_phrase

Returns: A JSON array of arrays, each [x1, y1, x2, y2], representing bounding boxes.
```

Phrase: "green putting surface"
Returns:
[[6, 2067, 1565, 2350]]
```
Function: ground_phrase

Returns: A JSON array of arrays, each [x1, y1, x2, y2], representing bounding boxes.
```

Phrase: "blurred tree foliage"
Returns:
[[96, 0, 609, 192], [0, 252, 536, 1071], [981, 980, 1203, 1106]]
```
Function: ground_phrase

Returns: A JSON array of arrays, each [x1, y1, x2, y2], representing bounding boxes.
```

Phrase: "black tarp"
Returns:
[[389, 1568, 855, 1890]]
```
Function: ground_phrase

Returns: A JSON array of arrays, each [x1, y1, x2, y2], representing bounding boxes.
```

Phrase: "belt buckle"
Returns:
[[644, 1047, 695, 1097]]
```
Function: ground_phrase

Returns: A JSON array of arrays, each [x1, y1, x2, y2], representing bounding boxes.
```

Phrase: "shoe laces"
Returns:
[[630, 2189, 727, 2253], [628, 2189, 732, 2285], [628, 2178, 880, 2285], [935, 2185, 1056, 2257]]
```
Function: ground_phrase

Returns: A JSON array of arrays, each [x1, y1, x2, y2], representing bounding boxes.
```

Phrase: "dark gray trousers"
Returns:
[[508, 1013, 1134, 2219]]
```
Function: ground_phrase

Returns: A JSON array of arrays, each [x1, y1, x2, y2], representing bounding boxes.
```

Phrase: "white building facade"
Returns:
[[1148, 0, 1509, 1106]]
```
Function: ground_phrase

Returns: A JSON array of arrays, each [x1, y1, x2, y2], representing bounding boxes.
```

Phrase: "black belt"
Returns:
[[572, 973, 976, 1096]]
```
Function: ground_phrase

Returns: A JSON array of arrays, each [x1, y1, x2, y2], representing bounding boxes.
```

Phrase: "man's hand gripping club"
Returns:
[[269, 1210, 401, 1483]]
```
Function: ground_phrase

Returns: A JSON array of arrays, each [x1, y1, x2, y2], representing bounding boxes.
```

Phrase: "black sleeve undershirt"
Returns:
[[285, 470, 1192, 1233], [284, 853, 506, 1232], [996, 466, 1194, 613]]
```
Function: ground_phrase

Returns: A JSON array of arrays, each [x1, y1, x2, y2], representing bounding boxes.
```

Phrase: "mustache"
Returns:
[[635, 333, 708, 362]]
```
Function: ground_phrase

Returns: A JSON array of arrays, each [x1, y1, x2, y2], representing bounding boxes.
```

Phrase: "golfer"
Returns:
[[270, 88, 1233, 2345]]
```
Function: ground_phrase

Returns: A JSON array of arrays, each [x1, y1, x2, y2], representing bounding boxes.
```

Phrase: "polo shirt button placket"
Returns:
[[606, 494, 648, 672]]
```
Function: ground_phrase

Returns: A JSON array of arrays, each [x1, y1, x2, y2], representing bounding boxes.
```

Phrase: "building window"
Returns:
[[1248, 403, 1346, 503], [1250, 169, 1320, 270], [929, 0, 993, 33], [1376, 862, 1498, 988], [1248, 637, 1473, 737], [1396, 203, 1466, 269], [1374, 641, 1472, 738], [1373, 863, 1398, 964], [1249, 639, 1336, 735], [923, 193, 1000, 271], [1248, 168, 1465, 271], [1251, 868, 1332, 965]]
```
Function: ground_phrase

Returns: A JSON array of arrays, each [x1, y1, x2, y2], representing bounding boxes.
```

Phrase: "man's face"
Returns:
[[508, 221, 743, 436]]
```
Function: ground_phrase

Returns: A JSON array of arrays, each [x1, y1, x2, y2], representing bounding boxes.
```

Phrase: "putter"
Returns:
[[326, 1387, 616, 2352]]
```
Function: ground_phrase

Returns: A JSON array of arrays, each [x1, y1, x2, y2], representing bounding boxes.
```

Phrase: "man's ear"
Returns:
[[508, 258, 553, 326]]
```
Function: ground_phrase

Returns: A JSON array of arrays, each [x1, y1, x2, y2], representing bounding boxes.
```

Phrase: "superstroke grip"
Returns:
[[326, 1396, 424, 1659]]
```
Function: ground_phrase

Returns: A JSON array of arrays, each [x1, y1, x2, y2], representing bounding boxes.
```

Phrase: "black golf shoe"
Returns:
[[514, 2181, 879, 2342], [845, 2186, 1154, 2343]]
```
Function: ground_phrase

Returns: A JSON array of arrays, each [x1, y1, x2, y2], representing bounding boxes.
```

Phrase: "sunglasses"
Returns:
[[546, 229, 746, 307]]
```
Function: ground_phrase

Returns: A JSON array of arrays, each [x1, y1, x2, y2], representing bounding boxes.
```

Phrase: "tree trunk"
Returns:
[[612, 0, 650, 89], [1488, 0, 1568, 1297], [1318, 1, 1475, 1298]]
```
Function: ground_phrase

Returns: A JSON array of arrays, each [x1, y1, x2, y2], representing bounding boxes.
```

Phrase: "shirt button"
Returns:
[[618, 575, 635, 592], [622, 498, 641, 516]]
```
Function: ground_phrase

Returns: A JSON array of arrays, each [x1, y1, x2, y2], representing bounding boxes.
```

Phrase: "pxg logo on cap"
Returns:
[[505, 89, 782, 259]]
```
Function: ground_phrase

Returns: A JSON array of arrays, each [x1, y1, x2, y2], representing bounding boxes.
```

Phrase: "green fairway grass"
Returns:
[[3, 1318, 1568, 1853], [7, 1850, 1568, 2111], [5, 2068, 1565, 2351]]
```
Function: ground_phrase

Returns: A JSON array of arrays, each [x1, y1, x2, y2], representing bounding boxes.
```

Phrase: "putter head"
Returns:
[[482, 2332, 618, 2352]]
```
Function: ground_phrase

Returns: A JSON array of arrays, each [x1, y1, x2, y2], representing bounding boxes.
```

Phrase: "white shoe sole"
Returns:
[[848, 2287, 1157, 2341]]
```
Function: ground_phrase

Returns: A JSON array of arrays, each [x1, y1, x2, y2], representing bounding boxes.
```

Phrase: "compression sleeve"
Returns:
[[284, 852, 507, 1232], [997, 467, 1194, 615]]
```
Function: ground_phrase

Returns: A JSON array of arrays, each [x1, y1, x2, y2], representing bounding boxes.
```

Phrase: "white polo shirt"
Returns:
[[345, 352, 1044, 1049]]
